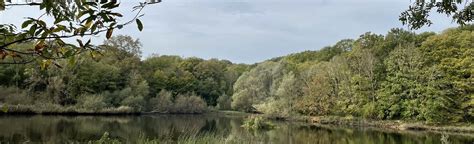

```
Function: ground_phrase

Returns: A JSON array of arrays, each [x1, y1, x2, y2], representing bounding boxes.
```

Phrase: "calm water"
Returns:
[[0, 114, 472, 144]]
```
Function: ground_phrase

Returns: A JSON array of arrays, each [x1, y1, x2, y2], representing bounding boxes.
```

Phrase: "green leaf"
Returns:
[[28, 24, 38, 35], [136, 19, 143, 31], [106, 28, 113, 39], [37, 20, 47, 27], [34, 29, 44, 36], [22, 20, 34, 29], [90, 23, 98, 33], [100, 13, 110, 22]]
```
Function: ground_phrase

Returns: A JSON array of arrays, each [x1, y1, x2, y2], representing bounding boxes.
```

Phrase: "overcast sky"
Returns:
[[0, 0, 458, 64]]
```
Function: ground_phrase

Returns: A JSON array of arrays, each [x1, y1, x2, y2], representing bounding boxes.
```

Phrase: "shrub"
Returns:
[[102, 90, 126, 107], [78, 94, 106, 111], [0, 86, 32, 105], [149, 90, 173, 113], [361, 102, 378, 119], [173, 93, 207, 114], [242, 116, 275, 130], [121, 96, 145, 112], [217, 94, 232, 110]]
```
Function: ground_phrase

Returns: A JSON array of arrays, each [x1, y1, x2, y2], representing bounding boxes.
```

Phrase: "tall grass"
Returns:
[[89, 132, 251, 144]]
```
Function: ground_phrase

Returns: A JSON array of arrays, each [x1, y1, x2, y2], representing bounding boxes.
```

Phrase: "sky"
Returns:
[[0, 0, 459, 64]]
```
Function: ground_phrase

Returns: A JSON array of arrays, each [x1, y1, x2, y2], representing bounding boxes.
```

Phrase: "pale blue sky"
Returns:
[[0, 0, 459, 64]]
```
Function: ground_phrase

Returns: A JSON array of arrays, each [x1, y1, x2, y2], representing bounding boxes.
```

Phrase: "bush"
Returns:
[[242, 116, 275, 130], [361, 102, 378, 119], [149, 90, 173, 113], [254, 98, 294, 118], [216, 94, 232, 110], [149, 91, 207, 114], [102, 90, 126, 107], [78, 94, 106, 111], [121, 96, 145, 112], [0, 86, 32, 105], [173, 93, 207, 114]]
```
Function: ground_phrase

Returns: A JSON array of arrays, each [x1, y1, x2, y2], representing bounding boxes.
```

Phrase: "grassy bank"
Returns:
[[89, 132, 239, 144], [0, 104, 140, 115], [0, 104, 212, 115]]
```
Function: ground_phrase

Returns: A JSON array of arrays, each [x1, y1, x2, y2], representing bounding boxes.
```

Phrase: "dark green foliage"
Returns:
[[142, 56, 248, 107]]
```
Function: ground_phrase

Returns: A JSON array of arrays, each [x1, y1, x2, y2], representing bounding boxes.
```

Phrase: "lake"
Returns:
[[0, 114, 472, 143]]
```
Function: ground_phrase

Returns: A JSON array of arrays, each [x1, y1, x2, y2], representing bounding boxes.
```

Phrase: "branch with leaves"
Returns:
[[400, 0, 473, 30], [0, 0, 158, 67]]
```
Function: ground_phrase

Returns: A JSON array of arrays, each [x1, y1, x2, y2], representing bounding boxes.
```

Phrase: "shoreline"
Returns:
[[277, 115, 474, 134]]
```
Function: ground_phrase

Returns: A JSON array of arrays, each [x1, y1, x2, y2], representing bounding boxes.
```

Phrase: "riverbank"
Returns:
[[0, 104, 141, 115], [0, 104, 224, 115], [265, 115, 474, 134]]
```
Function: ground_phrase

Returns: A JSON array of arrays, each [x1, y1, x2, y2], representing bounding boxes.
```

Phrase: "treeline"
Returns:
[[231, 26, 473, 123], [0, 35, 249, 113], [0, 26, 472, 123]]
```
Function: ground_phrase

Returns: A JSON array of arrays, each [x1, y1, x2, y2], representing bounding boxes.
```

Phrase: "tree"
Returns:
[[103, 35, 143, 60], [0, 0, 160, 65], [299, 62, 334, 116], [377, 44, 424, 120], [417, 26, 473, 122], [217, 93, 232, 110], [400, 0, 473, 29], [232, 61, 284, 112], [149, 90, 173, 113]]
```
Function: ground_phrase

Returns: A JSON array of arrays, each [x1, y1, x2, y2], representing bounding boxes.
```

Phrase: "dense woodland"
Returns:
[[0, 35, 249, 114], [0, 26, 472, 123], [232, 25, 473, 123]]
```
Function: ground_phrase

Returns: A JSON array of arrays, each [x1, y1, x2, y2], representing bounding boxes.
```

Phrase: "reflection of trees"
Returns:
[[223, 121, 474, 144], [0, 115, 211, 143], [0, 115, 246, 143], [0, 115, 472, 143]]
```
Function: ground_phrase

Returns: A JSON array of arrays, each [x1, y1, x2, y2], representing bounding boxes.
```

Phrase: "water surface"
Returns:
[[0, 114, 472, 143]]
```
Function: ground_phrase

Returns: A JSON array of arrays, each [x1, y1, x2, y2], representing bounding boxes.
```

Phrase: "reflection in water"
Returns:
[[0, 115, 472, 143]]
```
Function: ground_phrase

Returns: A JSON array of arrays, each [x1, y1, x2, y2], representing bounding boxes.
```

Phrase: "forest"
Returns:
[[0, 25, 472, 123], [0, 35, 250, 114], [232, 25, 473, 123]]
